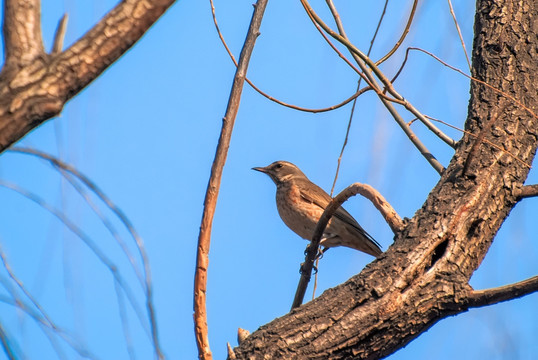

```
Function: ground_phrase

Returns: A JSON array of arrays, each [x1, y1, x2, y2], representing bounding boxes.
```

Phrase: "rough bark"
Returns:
[[232, 0, 538, 358], [0, 0, 177, 153]]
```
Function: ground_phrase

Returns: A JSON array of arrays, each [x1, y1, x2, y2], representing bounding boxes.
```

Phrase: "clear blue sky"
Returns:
[[0, 0, 536, 359]]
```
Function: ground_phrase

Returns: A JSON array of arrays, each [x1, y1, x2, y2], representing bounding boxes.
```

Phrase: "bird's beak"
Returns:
[[252, 166, 268, 174]]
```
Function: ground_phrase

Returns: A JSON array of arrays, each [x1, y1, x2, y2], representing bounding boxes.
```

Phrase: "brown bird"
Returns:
[[252, 161, 382, 257]]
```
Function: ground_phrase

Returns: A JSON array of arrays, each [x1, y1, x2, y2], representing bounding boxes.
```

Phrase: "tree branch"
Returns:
[[515, 184, 538, 199], [292, 183, 402, 309], [2, 0, 44, 71], [51, 13, 68, 55], [300, 0, 447, 175], [193, 1, 268, 359], [0, 0, 178, 154], [466, 276, 538, 308]]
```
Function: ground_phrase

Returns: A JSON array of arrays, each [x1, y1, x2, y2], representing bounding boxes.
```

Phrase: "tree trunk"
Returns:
[[232, 0, 538, 358]]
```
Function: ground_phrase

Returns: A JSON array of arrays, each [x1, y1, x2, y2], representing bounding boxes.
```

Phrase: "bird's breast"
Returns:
[[275, 183, 324, 240]]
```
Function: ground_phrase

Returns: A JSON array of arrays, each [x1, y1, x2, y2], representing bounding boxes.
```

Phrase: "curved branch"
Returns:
[[292, 183, 402, 309], [466, 276, 538, 308]]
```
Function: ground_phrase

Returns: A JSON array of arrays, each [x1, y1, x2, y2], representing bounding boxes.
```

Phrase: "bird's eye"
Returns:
[[275, 163, 283, 169]]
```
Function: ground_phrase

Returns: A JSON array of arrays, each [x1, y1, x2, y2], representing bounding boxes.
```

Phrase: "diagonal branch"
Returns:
[[193, 1, 268, 359], [466, 276, 538, 309], [300, 0, 448, 175], [0, 0, 178, 154], [2, 0, 44, 70]]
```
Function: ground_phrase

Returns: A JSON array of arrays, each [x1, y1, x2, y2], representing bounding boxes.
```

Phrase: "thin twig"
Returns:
[[0, 258, 96, 359], [51, 13, 68, 55], [0, 181, 151, 345], [0, 321, 17, 360], [301, 0, 457, 151], [327, 0, 387, 196], [447, 0, 471, 71], [194, 1, 268, 359], [321, 0, 388, 301], [8, 147, 163, 359], [422, 115, 531, 169], [467, 275, 538, 308], [209, 0, 365, 113], [404, 47, 538, 120], [300, 0, 447, 174], [376, 0, 418, 65], [292, 183, 401, 309]]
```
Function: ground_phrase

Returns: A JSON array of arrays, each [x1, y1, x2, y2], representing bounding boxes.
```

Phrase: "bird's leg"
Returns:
[[316, 246, 330, 260]]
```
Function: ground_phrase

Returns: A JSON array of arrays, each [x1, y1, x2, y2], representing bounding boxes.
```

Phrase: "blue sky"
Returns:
[[0, 0, 536, 359]]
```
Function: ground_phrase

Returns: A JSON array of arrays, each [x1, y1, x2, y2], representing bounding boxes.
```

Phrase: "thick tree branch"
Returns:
[[466, 276, 538, 308], [2, 0, 44, 70], [0, 0, 177, 154], [193, 1, 268, 359]]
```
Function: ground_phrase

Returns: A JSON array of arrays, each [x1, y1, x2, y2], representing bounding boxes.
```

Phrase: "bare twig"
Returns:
[[0, 250, 96, 359], [0, 182, 150, 348], [404, 47, 538, 120], [194, 1, 268, 359], [300, 0, 448, 175], [467, 275, 538, 308], [210, 0, 366, 113], [422, 115, 531, 169], [301, 0, 457, 151], [327, 0, 387, 196], [0, 321, 17, 360], [447, 0, 471, 71], [376, 0, 418, 65], [291, 183, 401, 309], [51, 13, 68, 55], [9, 146, 163, 358], [515, 184, 538, 199]]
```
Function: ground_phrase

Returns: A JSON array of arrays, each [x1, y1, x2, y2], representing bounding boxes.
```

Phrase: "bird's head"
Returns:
[[252, 161, 307, 185]]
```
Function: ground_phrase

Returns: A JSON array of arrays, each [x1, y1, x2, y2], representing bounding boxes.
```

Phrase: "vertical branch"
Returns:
[[2, 0, 45, 69], [193, 1, 269, 359]]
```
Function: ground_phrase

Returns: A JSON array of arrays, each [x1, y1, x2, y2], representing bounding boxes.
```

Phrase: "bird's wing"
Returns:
[[297, 178, 381, 248]]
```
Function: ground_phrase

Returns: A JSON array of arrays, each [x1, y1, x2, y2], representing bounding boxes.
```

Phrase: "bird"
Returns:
[[252, 161, 382, 257]]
